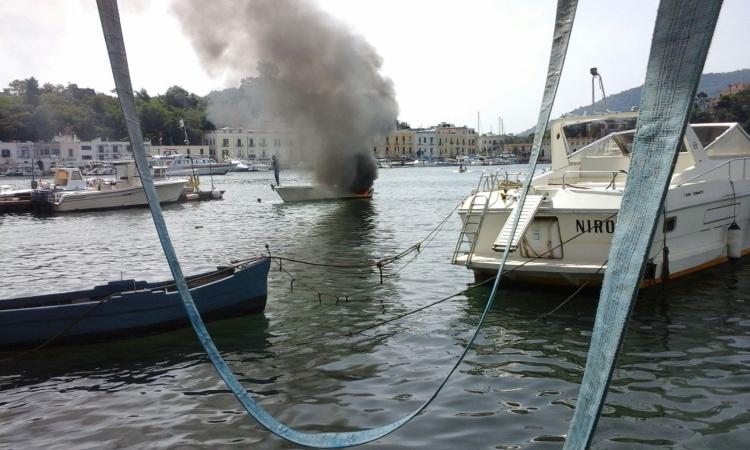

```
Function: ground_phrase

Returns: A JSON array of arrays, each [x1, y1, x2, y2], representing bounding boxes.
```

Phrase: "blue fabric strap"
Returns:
[[563, 1, 723, 448], [97, 0, 576, 446]]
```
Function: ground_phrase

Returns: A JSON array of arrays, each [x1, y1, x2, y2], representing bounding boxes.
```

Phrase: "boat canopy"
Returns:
[[53, 168, 87, 190], [568, 130, 634, 163]]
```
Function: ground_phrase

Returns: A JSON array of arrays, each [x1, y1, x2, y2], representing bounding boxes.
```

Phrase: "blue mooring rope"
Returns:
[[563, 1, 723, 448], [97, 0, 576, 446]]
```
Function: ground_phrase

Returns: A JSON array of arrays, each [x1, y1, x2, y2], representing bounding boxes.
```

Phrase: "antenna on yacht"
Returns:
[[590, 67, 608, 112]]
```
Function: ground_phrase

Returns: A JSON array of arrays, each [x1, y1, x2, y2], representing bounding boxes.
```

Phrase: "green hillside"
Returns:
[[569, 68, 750, 116]]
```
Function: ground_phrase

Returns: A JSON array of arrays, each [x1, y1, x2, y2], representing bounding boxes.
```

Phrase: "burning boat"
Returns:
[[272, 184, 373, 202]]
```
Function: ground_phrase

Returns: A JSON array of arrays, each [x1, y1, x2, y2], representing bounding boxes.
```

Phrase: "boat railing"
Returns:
[[475, 169, 525, 193], [561, 170, 627, 189], [675, 157, 750, 187]]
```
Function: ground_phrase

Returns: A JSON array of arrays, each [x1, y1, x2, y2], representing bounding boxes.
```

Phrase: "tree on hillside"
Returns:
[[691, 88, 750, 132], [0, 78, 211, 144]]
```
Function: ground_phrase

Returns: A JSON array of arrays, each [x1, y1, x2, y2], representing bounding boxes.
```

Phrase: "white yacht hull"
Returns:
[[54, 180, 186, 212], [456, 180, 750, 287], [166, 165, 231, 176]]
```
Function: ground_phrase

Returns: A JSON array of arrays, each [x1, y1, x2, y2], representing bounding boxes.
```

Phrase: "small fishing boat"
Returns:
[[31, 164, 185, 213], [0, 185, 33, 213], [0, 257, 270, 348]]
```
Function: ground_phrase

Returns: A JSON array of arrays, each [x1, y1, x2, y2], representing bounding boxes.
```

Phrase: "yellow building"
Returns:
[[435, 124, 478, 158], [375, 124, 478, 160], [375, 129, 416, 159]]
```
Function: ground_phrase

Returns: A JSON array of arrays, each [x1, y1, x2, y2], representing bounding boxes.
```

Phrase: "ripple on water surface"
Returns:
[[1, 167, 750, 449]]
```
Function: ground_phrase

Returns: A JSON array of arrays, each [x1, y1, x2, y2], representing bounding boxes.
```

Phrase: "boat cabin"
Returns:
[[535, 112, 750, 188], [52, 167, 88, 191]]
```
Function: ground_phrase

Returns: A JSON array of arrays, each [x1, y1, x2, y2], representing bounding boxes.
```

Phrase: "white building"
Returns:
[[416, 129, 438, 160], [0, 140, 63, 173], [205, 126, 299, 164], [79, 138, 149, 162]]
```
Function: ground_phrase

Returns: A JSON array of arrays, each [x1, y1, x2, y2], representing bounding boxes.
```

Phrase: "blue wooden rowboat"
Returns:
[[0, 257, 270, 349]]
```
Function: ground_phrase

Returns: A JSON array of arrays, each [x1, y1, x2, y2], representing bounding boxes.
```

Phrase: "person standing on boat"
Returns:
[[272, 155, 280, 186]]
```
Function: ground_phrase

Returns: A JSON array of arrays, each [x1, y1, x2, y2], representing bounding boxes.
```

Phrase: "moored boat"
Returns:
[[0, 185, 33, 213], [151, 152, 231, 176], [453, 112, 750, 287], [227, 159, 250, 172], [31, 163, 186, 213], [0, 257, 270, 348]]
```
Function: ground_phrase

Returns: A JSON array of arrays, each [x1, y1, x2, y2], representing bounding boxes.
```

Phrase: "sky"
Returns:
[[1, 0, 749, 134]]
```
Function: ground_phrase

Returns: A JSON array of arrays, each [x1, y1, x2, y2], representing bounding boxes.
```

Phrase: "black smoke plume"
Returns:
[[173, 0, 398, 192]]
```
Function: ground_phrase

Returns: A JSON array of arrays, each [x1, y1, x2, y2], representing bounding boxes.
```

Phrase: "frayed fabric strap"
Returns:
[[563, 1, 723, 449]]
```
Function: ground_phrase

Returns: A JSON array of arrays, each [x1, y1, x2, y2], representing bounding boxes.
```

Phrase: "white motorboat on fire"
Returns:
[[32, 163, 186, 212], [452, 111, 750, 287]]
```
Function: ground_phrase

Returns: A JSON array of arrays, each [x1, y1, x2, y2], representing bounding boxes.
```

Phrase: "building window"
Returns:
[[19, 148, 30, 158], [68, 148, 74, 157], [222, 139, 229, 147], [200, 148, 204, 155], [249, 138, 254, 147], [81, 145, 92, 150], [237, 138, 242, 147], [98, 145, 105, 153], [1, 149, 11, 157], [82, 155, 92, 160]]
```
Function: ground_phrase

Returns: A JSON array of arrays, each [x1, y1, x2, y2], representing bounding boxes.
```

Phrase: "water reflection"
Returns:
[[0, 315, 272, 391]]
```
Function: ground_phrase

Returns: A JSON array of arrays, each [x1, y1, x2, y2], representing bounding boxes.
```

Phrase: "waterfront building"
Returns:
[[416, 129, 437, 161], [1, 139, 70, 173], [436, 123, 478, 158], [79, 138, 149, 163], [205, 126, 299, 164], [377, 129, 416, 159], [374, 124, 478, 160], [479, 134, 504, 156], [0, 136, 152, 173]]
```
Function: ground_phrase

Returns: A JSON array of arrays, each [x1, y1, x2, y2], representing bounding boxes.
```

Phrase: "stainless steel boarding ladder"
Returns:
[[492, 194, 545, 252], [452, 193, 490, 265]]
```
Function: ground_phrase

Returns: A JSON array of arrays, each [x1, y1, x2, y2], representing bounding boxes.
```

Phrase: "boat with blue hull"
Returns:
[[0, 257, 270, 349]]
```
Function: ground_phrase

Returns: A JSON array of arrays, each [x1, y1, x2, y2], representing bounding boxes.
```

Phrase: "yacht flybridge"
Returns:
[[452, 112, 750, 287]]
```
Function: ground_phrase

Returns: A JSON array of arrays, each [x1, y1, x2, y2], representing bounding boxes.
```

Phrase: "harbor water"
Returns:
[[1, 166, 749, 449]]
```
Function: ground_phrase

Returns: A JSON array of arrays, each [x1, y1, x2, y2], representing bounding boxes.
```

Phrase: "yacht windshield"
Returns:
[[568, 130, 634, 163]]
